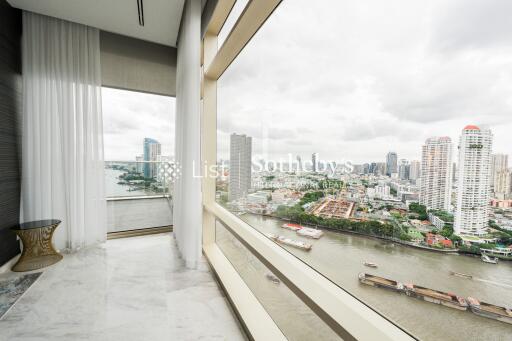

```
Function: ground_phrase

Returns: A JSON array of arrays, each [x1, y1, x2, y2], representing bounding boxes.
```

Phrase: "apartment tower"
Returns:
[[419, 137, 453, 211], [143, 138, 161, 178], [491, 154, 509, 197], [229, 133, 252, 201], [409, 160, 421, 182], [454, 125, 493, 236]]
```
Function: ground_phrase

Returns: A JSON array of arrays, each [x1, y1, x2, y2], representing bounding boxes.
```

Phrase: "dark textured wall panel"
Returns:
[[0, 0, 21, 266]]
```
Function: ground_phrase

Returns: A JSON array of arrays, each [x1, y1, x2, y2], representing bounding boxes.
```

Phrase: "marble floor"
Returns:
[[0, 233, 246, 341]]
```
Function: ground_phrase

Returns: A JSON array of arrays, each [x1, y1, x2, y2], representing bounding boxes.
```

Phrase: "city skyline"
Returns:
[[222, 125, 510, 174]]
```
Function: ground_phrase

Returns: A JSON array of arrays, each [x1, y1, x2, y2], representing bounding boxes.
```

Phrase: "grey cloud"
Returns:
[[430, 0, 512, 53]]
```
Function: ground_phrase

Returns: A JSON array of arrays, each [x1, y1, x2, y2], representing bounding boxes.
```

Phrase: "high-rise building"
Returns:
[[352, 164, 364, 174], [409, 160, 421, 181], [376, 162, 386, 176], [136, 155, 144, 174], [398, 159, 410, 180], [494, 169, 511, 199], [143, 138, 161, 178], [229, 133, 252, 201], [491, 154, 508, 195], [454, 125, 493, 236], [312, 153, 319, 172], [419, 137, 452, 211], [386, 152, 398, 176], [296, 155, 302, 172], [362, 163, 370, 174], [369, 162, 378, 174]]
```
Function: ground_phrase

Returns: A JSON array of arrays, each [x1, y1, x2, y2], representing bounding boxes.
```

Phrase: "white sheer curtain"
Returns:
[[21, 12, 106, 251], [174, 0, 202, 268]]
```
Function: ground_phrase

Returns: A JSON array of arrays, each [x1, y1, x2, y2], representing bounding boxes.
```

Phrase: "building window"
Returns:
[[214, 0, 512, 339]]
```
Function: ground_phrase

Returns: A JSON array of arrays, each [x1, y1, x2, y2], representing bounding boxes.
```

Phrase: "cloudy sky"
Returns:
[[217, 0, 512, 164], [102, 87, 175, 161]]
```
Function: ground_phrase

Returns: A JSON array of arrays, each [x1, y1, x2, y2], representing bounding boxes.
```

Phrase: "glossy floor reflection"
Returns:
[[0, 233, 246, 341]]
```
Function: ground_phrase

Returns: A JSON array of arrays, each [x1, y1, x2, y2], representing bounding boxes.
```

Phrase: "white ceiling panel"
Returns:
[[7, 0, 184, 47]]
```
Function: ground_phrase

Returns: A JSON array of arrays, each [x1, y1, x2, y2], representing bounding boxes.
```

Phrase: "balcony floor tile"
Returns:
[[0, 233, 246, 341]]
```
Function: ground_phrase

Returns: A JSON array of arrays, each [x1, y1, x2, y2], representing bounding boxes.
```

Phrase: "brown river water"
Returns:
[[217, 213, 512, 341]]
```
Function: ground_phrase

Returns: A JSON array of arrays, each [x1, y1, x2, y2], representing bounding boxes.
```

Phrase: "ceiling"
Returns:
[[7, 0, 185, 47]]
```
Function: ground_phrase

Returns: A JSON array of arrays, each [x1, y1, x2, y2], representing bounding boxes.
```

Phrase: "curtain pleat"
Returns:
[[21, 12, 106, 251], [174, 0, 202, 268]]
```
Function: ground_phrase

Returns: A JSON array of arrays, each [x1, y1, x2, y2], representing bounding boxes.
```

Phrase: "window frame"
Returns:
[[200, 1, 415, 340]]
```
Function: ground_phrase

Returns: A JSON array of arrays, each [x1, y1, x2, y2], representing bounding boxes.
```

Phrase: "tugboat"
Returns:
[[358, 273, 404, 292], [481, 254, 499, 264], [403, 283, 468, 311], [467, 297, 512, 325]]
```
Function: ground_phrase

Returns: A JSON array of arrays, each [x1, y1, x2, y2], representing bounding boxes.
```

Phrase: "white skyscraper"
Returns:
[[494, 170, 511, 199], [135, 155, 144, 174], [491, 154, 508, 196], [296, 155, 303, 173], [409, 160, 421, 181], [229, 133, 252, 201], [454, 125, 493, 236], [419, 137, 453, 211], [398, 159, 410, 180]]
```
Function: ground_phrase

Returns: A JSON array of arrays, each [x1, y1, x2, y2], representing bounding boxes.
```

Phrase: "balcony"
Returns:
[[105, 161, 174, 233], [2, 0, 511, 340]]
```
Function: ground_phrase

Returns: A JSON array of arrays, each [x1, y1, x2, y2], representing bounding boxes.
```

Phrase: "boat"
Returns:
[[449, 271, 473, 279], [363, 262, 378, 268], [358, 273, 404, 292], [467, 297, 512, 325], [267, 233, 312, 251], [265, 273, 280, 284], [297, 227, 323, 239], [403, 283, 468, 311], [281, 223, 303, 231], [481, 254, 499, 264]]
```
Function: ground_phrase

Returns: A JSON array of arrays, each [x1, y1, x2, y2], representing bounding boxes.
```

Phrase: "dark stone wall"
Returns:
[[0, 0, 22, 266]]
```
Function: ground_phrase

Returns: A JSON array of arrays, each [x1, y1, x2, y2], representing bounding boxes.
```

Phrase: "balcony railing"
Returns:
[[105, 161, 175, 232]]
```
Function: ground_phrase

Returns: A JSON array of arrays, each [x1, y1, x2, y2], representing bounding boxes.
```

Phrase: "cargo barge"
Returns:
[[467, 297, 512, 325], [358, 273, 404, 292], [297, 227, 323, 239], [358, 276, 512, 324], [403, 283, 468, 311], [267, 233, 312, 251]]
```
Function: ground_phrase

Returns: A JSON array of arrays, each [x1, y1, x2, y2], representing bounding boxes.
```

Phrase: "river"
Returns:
[[235, 214, 512, 341], [105, 168, 156, 197]]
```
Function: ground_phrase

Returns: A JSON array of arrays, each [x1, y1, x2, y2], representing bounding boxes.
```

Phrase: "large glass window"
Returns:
[[216, 220, 340, 340], [216, 1, 512, 340]]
